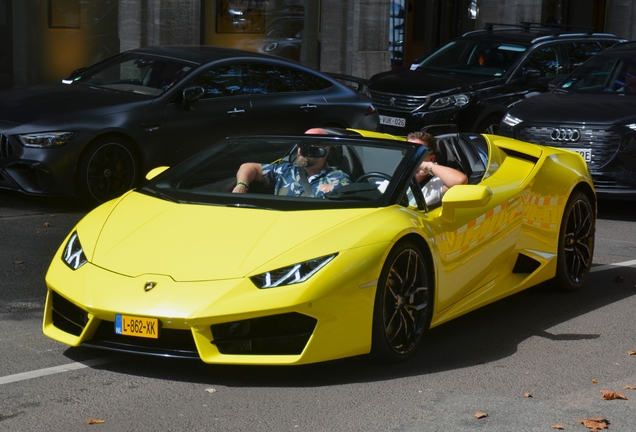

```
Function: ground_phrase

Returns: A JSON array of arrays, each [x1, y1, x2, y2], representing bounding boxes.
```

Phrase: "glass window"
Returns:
[[564, 41, 604, 69], [188, 64, 247, 99], [74, 55, 194, 96], [246, 64, 293, 94], [291, 69, 333, 92], [521, 45, 563, 77]]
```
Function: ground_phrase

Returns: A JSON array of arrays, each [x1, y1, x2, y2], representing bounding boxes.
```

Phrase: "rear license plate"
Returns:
[[115, 314, 159, 339], [379, 115, 406, 128], [570, 148, 592, 163]]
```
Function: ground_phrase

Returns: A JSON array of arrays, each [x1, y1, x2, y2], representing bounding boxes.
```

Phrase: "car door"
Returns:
[[246, 62, 330, 134], [160, 63, 254, 163]]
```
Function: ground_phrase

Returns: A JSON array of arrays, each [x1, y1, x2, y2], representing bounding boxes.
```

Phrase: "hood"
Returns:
[[0, 82, 153, 125], [370, 68, 498, 96], [81, 192, 374, 282], [510, 92, 636, 125]]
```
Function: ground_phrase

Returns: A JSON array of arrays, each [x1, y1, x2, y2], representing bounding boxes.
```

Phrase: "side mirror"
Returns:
[[440, 185, 493, 222], [145, 166, 169, 180], [182, 86, 205, 108]]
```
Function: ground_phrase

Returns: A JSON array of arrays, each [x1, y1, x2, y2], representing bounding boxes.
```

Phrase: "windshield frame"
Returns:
[[415, 39, 528, 78], [66, 53, 199, 96], [139, 134, 429, 211]]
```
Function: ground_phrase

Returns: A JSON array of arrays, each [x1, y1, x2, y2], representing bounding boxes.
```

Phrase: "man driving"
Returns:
[[232, 128, 351, 198]]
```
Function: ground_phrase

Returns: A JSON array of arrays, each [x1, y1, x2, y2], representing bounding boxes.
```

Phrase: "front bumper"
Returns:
[[43, 243, 386, 365]]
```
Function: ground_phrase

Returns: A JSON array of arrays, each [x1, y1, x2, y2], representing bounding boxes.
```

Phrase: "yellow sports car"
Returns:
[[43, 128, 596, 364]]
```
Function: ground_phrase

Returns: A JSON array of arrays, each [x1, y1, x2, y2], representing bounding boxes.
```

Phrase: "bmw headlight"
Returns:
[[250, 254, 337, 289], [62, 232, 88, 270], [626, 123, 636, 131], [19, 132, 77, 148], [429, 94, 470, 110], [502, 113, 523, 127]]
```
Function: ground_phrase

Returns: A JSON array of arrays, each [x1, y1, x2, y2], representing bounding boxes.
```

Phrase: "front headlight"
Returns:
[[502, 113, 523, 127], [250, 254, 337, 289], [429, 94, 470, 110], [62, 232, 88, 270], [19, 132, 77, 148], [625, 123, 636, 131]]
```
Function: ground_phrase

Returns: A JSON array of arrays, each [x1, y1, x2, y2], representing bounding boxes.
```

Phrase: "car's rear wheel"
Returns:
[[553, 190, 595, 292], [77, 136, 138, 204], [371, 241, 432, 363]]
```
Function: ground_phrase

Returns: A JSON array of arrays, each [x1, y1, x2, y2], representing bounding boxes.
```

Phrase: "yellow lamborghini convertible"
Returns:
[[43, 128, 596, 365]]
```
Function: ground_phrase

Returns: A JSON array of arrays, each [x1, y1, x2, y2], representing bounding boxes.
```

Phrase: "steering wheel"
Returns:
[[356, 172, 392, 183]]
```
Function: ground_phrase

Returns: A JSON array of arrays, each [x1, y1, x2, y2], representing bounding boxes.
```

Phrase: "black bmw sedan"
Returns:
[[0, 46, 378, 203], [500, 41, 636, 200]]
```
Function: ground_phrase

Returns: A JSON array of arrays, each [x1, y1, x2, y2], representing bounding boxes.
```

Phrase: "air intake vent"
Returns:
[[0, 135, 12, 158]]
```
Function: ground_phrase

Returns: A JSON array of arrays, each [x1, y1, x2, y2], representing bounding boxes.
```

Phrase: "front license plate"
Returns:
[[379, 115, 406, 128], [570, 148, 592, 163], [115, 314, 159, 339]]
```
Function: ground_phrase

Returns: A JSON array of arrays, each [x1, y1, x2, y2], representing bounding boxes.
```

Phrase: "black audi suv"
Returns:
[[500, 41, 636, 200]]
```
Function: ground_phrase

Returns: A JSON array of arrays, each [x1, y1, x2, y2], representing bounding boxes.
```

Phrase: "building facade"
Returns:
[[1, 0, 635, 91]]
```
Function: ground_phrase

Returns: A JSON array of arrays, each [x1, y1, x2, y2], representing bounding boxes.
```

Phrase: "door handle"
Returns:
[[227, 108, 246, 115], [300, 104, 317, 110]]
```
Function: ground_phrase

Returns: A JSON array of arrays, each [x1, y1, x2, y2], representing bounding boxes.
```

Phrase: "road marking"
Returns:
[[0, 356, 119, 385], [591, 259, 636, 273]]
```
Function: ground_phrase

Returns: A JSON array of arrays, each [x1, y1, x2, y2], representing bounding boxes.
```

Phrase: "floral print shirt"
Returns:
[[261, 162, 351, 198]]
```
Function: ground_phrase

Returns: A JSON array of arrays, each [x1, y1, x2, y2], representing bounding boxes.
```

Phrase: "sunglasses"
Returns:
[[299, 145, 328, 158]]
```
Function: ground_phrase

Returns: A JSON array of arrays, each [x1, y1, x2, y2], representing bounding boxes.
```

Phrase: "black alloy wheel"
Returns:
[[554, 190, 595, 291], [371, 241, 432, 362], [77, 136, 138, 204], [477, 114, 502, 135]]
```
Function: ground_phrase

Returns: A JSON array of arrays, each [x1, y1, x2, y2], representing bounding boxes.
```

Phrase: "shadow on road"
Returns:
[[63, 266, 636, 387]]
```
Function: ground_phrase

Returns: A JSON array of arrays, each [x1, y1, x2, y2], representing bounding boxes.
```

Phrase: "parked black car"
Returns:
[[500, 41, 636, 200], [369, 22, 625, 135], [0, 46, 378, 203]]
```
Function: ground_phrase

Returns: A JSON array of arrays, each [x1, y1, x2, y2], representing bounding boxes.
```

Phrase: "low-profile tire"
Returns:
[[552, 190, 595, 292], [77, 136, 138, 204], [371, 241, 433, 363]]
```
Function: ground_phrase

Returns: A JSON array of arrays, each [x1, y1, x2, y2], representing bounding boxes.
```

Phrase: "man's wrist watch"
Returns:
[[428, 162, 437, 176]]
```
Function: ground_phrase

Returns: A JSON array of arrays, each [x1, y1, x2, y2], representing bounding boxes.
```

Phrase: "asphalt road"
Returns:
[[1, 190, 635, 432]]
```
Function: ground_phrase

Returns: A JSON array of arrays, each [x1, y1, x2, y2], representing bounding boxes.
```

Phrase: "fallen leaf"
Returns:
[[551, 425, 564, 430], [43, 222, 51, 227], [12, 260, 24, 265], [601, 390, 627, 400], [624, 385, 635, 390], [523, 393, 532, 398], [87, 419, 105, 424], [474, 412, 488, 419], [628, 350, 636, 356], [615, 275, 624, 282], [592, 379, 598, 383], [204, 387, 217, 393], [578, 417, 609, 430]]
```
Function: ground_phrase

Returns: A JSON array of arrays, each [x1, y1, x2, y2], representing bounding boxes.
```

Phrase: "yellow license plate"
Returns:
[[115, 314, 159, 339]]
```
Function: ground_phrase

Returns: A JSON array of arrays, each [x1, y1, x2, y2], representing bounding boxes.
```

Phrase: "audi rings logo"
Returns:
[[550, 128, 581, 142]]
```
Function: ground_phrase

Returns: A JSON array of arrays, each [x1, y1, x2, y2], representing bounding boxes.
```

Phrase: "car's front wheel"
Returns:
[[371, 241, 432, 362], [553, 190, 595, 292], [77, 136, 138, 204]]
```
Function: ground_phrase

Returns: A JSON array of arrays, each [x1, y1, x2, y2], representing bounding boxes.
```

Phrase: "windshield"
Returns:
[[68, 54, 196, 96], [557, 53, 636, 94], [415, 40, 527, 77], [141, 135, 420, 210]]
